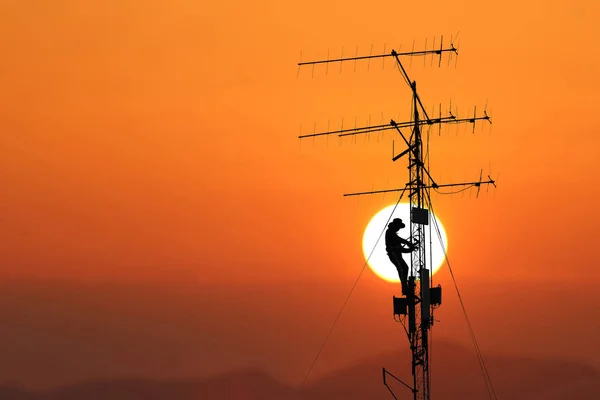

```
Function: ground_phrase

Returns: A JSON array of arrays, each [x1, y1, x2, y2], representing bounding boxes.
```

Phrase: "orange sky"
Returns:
[[2, 1, 600, 390], [1, 0, 600, 286]]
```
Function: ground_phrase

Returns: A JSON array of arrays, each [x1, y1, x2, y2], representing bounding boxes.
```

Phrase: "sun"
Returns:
[[362, 203, 448, 282]]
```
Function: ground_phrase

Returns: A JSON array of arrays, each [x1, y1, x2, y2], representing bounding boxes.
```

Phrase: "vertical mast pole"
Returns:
[[409, 80, 430, 400]]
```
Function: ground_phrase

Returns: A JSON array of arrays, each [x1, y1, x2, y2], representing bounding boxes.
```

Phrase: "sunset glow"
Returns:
[[362, 203, 448, 282], [0, 1, 599, 395]]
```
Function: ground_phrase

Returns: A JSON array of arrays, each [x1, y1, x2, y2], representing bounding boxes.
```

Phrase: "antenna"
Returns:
[[297, 37, 495, 400]]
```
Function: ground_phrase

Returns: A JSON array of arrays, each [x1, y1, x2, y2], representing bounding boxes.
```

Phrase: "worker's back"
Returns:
[[385, 228, 403, 253]]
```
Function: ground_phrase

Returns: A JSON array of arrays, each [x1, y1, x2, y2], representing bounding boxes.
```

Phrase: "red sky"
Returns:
[[0, 0, 599, 389]]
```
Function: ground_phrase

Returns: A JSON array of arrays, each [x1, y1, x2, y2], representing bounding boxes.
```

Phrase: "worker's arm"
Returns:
[[398, 243, 417, 253], [388, 234, 418, 252], [399, 237, 419, 251]]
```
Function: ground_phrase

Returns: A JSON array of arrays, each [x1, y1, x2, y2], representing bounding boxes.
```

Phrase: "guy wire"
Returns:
[[425, 192, 498, 400], [300, 185, 409, 387]]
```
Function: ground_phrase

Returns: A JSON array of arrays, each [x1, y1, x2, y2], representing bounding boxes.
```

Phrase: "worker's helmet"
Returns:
[[389, 218, 406, 230]]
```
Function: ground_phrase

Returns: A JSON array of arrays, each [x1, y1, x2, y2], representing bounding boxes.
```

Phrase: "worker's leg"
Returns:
[[389, 252, 409, 295], [399, 258, 409, 295]]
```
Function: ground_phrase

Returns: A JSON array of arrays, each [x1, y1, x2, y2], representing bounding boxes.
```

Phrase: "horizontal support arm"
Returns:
[[343, 179, 496, 197], [298, 47, 457, 66], [299, 122, 392, 139], [298, 115, 491, 139]]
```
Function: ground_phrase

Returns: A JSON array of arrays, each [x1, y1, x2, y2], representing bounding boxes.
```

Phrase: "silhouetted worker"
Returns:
[[385, 218, 418, 295]]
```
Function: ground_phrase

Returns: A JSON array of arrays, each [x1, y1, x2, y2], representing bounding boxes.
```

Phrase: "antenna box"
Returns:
[[430, 285, 442, 306], [411, 207, 429, 225], [393, 296, 408, 315]]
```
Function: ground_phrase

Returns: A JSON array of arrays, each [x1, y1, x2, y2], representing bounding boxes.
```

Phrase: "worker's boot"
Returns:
[[401, 283, 409, 296]]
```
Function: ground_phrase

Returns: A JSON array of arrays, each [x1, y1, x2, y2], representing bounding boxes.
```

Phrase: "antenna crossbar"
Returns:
[[298, 47, 457, 66], [343, 178, 496, 197], [298, 115, 491, 139]]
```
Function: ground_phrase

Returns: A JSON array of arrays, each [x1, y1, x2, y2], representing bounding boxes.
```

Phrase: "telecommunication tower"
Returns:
[[297, 36, 496, 400]]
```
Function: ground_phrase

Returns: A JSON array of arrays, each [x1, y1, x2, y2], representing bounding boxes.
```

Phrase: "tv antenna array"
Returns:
[[297, 35, 496, 400]]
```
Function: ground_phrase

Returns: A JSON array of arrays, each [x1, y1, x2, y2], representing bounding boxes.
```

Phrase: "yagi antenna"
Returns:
[[484, 100, 493, 136], [438, 103, 442, 136], [438, 35, 444, 67], [297, 35, 497, 400], [450, 31, 460, 68], [486, 162, 497, 194], [455, 37, 460, 68]]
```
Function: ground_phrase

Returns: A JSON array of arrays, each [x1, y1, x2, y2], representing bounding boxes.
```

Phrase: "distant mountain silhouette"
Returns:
[[1, 279, 599, 389], [303, 341, 600, 400], [1, 341, 598, 399], [0, 386, 30, 400]]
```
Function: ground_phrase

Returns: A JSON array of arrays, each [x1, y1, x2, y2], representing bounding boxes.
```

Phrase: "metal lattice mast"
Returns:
[[298, 37, 495, 400], [410, 80, 429, 399]]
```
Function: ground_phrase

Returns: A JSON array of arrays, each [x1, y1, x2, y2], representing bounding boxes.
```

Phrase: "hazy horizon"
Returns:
[[0, 277, 597, 391]]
